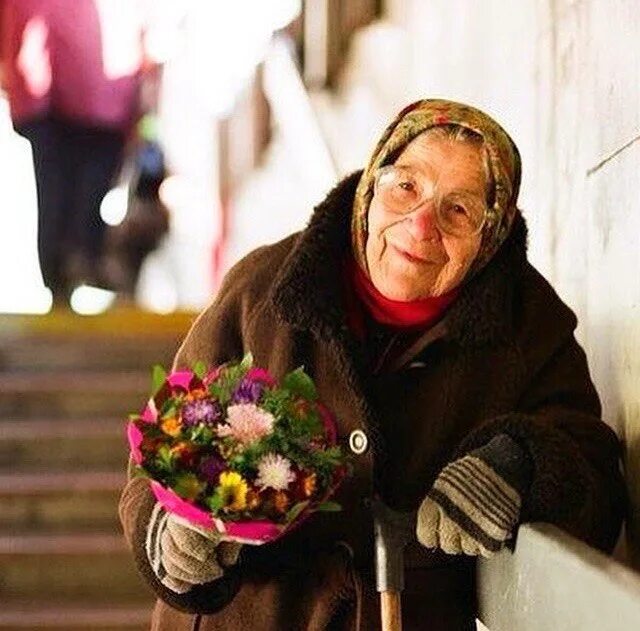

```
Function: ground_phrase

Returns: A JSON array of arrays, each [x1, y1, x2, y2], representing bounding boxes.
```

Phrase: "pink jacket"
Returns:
[[0, 0, 144, 130]]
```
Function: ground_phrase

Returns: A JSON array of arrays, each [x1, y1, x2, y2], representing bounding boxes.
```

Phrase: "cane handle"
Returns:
[[380, 590, 402, 631]]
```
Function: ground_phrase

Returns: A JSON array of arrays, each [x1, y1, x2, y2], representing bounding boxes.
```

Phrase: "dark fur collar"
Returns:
[[271, 170, 528, 348]]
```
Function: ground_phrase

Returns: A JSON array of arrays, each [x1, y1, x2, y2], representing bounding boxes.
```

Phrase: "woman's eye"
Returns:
[[397, 180, 417, 193], [451, 203, 468, 215]]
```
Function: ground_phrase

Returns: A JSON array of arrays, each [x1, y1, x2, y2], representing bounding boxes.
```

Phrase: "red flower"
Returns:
[[141, 434, 164, 455], [434, 114, 449, 125], [170, 441, 199, 467]]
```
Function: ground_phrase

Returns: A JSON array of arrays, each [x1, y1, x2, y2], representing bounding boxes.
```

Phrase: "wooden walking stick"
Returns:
[[372, 499, 417, 631]]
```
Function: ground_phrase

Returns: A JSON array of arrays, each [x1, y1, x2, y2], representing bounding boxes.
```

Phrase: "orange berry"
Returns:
[[246, 489, 261, 511], [160, 417, 181, 437], [302, 473, 317, 498], [273, 490, 290, 514]]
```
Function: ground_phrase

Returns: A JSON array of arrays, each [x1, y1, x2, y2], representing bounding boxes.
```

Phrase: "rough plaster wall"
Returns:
[[385, 0, 640, 564]]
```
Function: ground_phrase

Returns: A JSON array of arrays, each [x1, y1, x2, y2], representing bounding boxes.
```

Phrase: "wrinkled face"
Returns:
[[365, 133, 487, 300]]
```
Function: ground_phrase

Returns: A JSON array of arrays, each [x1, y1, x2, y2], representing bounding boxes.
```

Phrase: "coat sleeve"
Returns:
[[454, 334, 628, 553], [118, 256, 256, 614]]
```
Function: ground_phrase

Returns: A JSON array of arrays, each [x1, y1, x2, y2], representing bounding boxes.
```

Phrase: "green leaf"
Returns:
[[206, 491, 224, 513], [240, 352, 254, 372], [159, 399, 178, 419], [320, 446, 345, 465], [151, 365, 167, 397], [261, 389, 292, 420], [173, 472, 205, 500], [283, 367, 317, 401], [285, 500, 310, 524], [287, 409, 323, 439], [188, 424, 214, 445], [131, 466, 150, 479], [156, 444, 175, 471], [193, 360, 207, 380], [315, 501, 342, 512], [208, 381, 227, 404]]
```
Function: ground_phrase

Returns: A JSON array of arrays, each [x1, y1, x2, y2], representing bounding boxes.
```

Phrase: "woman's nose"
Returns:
[[406, 201, 441, 242]]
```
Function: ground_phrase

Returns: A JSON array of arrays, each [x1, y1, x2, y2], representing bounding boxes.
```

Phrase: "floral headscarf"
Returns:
[[351, 98, 522, 278]]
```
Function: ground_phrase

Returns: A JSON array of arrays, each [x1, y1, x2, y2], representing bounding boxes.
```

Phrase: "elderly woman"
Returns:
[[119, 100, 627, 630]]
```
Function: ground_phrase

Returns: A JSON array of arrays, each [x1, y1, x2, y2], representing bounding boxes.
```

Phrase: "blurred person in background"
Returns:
[[103, 113, 170, 303], [0, 0, 152, 306]]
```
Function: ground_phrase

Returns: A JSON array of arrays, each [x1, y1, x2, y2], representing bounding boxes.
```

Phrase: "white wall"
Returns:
[[376, 0, 640, 564], [229, 1, 639, 565]]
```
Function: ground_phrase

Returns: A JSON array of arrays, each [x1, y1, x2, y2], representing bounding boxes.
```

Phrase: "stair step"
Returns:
[[0, 533, 151, 604], [0, 532, 128, 554], [0, 309, 196, 337], [0, 471, 125, 533], [0, 309, 186, 616], [0, 418, 127, 471], [0, 605, 151, 630], [0, 336, 180, 372], [0, 372, 149, 418], [0, 310, 192, 372]]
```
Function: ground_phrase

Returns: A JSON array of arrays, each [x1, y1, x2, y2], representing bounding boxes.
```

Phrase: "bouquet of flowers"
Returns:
[[126, 354, 349, 544]]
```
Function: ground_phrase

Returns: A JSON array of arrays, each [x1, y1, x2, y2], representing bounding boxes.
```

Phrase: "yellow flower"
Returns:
[[218, 471, 248, 512], [160, 416, 181, 437]]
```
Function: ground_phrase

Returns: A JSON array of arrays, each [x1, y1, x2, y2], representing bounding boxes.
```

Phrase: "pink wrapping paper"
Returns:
[[130, 366, 340, 545], [150, 481, 285, 544]]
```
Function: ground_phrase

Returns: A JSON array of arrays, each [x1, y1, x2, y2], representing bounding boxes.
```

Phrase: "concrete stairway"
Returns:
[[0, 309, 196, 630]]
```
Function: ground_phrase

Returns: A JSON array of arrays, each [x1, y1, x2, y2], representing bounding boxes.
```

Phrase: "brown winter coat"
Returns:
[[119, 171, 627, 631]]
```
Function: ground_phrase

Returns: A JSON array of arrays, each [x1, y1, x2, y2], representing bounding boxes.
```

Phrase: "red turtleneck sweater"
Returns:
[[343, 257, 460, 339]]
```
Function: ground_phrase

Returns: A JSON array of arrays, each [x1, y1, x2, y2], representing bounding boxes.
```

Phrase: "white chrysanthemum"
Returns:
[[255, 453, 296, 491], [217, 404, 275, 445]]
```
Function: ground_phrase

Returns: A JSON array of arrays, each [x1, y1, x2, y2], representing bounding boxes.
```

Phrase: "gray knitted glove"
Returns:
[[145, 504, 242, 593], [417, 434, 532, 558]]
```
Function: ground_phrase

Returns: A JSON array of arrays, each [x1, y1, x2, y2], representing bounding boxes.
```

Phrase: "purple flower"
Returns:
[[181, 398, 223, 427], [199, 454, 226, 484], [232, 377, 265, 404]]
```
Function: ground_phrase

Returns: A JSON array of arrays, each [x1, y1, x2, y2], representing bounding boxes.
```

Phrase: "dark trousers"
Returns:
[[16, 117, 125, 297]]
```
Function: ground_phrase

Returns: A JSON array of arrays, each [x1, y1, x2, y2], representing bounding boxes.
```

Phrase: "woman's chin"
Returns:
[[376, 276, 434, 302], [375, 265, 439, 301]]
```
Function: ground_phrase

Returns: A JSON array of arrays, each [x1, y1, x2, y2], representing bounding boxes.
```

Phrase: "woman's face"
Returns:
[[365, 133, 487, 300]]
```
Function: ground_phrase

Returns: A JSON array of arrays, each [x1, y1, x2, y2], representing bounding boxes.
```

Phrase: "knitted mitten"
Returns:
[[146, 505, 242, 593], [417, 433, 532, 558]]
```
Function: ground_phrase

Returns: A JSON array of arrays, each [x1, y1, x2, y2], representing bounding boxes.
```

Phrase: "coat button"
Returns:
[[349, 429, 368, 455]]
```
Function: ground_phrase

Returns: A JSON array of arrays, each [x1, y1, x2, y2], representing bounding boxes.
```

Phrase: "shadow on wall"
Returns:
[[621, 413, 640, 567]]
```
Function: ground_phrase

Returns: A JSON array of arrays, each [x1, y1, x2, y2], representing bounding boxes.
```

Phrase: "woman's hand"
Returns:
[[146, 505, 242, 593], [416, 434, 532, 558]]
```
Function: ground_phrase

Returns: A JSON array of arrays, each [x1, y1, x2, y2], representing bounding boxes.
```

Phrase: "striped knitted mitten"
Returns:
[[417, 433, 532, 558], [146, 505, 242, 593]]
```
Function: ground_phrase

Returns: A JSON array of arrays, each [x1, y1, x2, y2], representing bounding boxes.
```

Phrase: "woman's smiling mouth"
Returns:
[[391, 244, 431, 264]]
